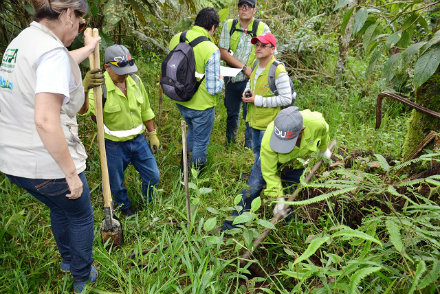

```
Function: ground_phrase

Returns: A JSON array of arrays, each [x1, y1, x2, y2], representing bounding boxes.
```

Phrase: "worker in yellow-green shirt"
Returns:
[[84, 45, 160, 217], [223, 106, 331, 230]]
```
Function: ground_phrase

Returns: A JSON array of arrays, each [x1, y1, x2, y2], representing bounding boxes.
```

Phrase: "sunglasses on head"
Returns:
[[78, 18, 87, 33], [108, 59, 136, 67], [238, 3, 254, 10]]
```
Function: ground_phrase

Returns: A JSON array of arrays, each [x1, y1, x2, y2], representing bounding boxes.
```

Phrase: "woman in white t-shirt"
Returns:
[[0, 0, 102, 292]]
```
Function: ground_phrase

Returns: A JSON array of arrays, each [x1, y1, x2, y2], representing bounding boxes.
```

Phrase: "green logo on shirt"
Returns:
[[1, 49, 18, 69]]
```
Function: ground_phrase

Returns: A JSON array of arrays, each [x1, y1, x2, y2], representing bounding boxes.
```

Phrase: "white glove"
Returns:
[[319, 148, 332, 159], [273, 198, 289, 217]]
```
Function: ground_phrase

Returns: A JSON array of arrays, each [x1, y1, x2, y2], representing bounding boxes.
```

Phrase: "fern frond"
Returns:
[[293, 236, 330, 265], [285, 187, 356, 206], [349, 266, 382, 294], [332, 227, 382, 246], [418, 259, 440, 290], [374, 154, 390, 172], [409, 260, 427, 294]]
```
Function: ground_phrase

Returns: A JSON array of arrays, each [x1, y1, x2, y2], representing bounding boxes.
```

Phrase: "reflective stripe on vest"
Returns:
[[103, 123, 144, 138]]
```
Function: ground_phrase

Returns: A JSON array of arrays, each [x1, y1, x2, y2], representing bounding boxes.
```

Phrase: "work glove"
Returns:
[[83, 69, 104, 90], [148, 130, 160, 153], [273, 198, 289, 217], [319, 148, 332, 159]]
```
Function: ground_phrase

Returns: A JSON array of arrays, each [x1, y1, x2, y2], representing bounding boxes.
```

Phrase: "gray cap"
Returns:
[[239, 0, 256, 6], [104, 44, 138, 75], [270, 106, 303, 154]]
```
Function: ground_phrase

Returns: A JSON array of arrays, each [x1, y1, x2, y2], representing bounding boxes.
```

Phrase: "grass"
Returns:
[[0, 37, 430, 294]]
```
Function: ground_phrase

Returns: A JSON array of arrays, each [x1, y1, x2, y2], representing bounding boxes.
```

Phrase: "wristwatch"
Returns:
[[241, 65, 247, 72]]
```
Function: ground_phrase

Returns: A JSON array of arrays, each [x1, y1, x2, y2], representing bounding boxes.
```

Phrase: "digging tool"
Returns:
[[181, 120, 191, 229], [86, 28, 123, 246], [240, 140, 337, 268]]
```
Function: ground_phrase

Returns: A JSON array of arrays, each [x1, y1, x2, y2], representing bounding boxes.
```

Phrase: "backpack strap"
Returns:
[[189, 36, 209, 47], [251, 59, 259, 72], [229, 18, 239, 37], [180, 30, 188, 43], [229, 18, 260, 37], [250, 19, 260, 37], [268, 60, 280, 96]]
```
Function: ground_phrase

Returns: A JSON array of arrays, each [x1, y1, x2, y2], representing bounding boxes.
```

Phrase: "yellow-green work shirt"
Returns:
[[86, 72, 155, 142], [261, 109, 330, 198]]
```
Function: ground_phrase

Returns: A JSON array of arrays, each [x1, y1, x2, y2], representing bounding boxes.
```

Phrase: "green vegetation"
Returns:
[[1, 0, 440, 293]]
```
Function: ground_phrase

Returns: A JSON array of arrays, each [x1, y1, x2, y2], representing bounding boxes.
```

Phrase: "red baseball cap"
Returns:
[[251, 32, 277, 47]]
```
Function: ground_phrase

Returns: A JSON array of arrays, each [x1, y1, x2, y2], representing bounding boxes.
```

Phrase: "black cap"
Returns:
[[238, 0, 256, 7]]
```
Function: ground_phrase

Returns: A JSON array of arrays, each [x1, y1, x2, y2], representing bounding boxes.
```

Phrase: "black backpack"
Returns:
[[251, 60, 297, 107], [160, 31, 209, 102]]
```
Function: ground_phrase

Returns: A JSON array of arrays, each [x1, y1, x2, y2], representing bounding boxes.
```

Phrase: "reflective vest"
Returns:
[[246, 57, 287, 130]]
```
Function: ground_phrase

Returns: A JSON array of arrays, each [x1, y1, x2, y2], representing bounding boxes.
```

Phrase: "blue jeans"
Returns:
[[176, 104, 215, 166], [6, 172, 94, 283], [224, 79, 252, 146], [250, 128, 266, 162], [222, 160, 304, 230], [105, 134, 160, 210]]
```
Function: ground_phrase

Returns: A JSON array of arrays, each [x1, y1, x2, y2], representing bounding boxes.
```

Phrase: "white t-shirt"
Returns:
[[35, 48, 74, 104]]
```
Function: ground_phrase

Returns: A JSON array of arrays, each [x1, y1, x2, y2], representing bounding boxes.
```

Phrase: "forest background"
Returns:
[[1, 0, 440, 293]]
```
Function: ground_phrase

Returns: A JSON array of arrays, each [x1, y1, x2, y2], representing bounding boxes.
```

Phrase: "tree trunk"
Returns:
[[336, 1, 357, 79], [401, 69, 440, 160]]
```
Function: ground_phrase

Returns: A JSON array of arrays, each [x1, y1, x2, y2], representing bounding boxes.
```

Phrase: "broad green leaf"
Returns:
[[188, 182, 197, 190], [218, 8, 229, 22], [402, 13, 419, 31], [402, 42, 427, 62], [341, 7, 355, 34], [332, 228, 382, 246], [198, 187, 212, 194], [397, 30, 411, 48], [234, 194, 243, 206], [293, 236, 330, 265], [250, 197, 261, 212], [128, 0, 147, 25], [366, 46, 382, 74], [104, 0, 123, 26], [409, 260, 427, 294], [385, 31, 401, 50], [363, 22, 378, 52], [334, 0, 354, 10], [243, 229, 253, 249], [383, 53, 402, 82], [353, 8, 368, 35], [232, 212, 253, 225], [414, 45, 440, 88], [374, 154, 390, 172], [421, 30, 440, 55], [206, 207, 218, 214], [284, 248, 296, 256], [256, 219, 276, 230], [418, 15, 429, 31], [349, 266, 381, 294], [203, 217, 217, 232]]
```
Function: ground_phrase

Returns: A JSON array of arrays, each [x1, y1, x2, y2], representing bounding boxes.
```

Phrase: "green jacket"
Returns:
[[85, 71, 155, 142], [246, 57, 287, 130], [168, 26, 219, 110], [261, 110, 330, 198], [227, 18, 266, 67]]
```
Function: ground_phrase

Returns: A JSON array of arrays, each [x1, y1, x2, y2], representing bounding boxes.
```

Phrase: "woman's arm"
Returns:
[[35, 92, 83, 199]]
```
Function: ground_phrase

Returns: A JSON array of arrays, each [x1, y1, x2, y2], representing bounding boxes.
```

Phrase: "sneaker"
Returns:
[[121, 208, 136, 217], [60, 261, 70, 273], [73, 265, 98, 294]]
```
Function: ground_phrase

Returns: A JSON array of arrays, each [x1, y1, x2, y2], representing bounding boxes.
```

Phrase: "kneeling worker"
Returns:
[[223, 106, 331, 230], [84, 44, 160, 217]]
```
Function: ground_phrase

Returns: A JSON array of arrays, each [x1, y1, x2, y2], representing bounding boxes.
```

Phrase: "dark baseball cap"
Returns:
[[238, 0, 256, 7], [104, 44, 138, 75], [270, 106, 303, 154]]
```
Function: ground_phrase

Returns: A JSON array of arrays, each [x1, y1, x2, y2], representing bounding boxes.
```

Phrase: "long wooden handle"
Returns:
[[89, 28, 112, 208], [181, 120, 191, 229]]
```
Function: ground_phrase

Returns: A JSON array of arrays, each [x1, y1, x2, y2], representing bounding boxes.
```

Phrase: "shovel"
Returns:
[[86, 28, 123, 246]]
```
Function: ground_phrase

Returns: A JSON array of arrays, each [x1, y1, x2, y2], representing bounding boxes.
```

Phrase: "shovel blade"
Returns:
[[100, 218, 124, 246]]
